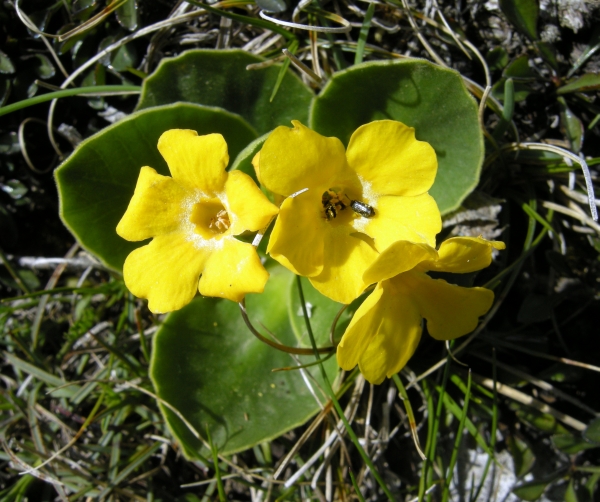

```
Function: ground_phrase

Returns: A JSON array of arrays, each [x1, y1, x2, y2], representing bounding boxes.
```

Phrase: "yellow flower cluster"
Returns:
[[117, 121, 504, 384]]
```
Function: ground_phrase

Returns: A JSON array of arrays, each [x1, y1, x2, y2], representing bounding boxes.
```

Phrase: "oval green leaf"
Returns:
[[150, 262, 346, 457], [558, 73, 600, 95], [499, 0, 539, 41], [503, 55, 535, 80], [512, 479, 551, 501], [553, 433, 600, 454], [137, 49, 314, 135], [55, 103, 257, 271], [486, 47, 509, 71], [583, 417, 600, 444], [309, 59, 483, 214]]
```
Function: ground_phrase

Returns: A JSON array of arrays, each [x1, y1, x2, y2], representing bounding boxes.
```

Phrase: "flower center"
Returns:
[[322, 189, 350, 220], [321, 189, 375, 220], [190, 198, 231, 239]]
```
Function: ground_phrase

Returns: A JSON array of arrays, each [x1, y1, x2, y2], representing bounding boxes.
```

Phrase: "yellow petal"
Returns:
[[346, 120, 438, 197], [337, 280, 422, 384], [424, 237, 506, 273], [401, 271, 494, 340], [363, 193, 441, 251], [117, 167, 190, 241], [199, 239, 269, 302], [252, 151, 262, 185], [363, 240, 438, 285], [157, 130, 228, 193], [225, 170, 279, 234], [257, 121, 348, 196], [267, 192, 325, 277], [123, 232, 210, 314], [336, 285, 385, 371], [309, 224, 379, 304]]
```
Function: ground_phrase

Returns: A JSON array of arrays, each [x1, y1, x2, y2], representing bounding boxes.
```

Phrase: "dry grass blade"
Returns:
[[473, 351, 599, 416], [482, 336, 600, 373], [56, 0, 129, 42], [1, 439, 66, 488], [542, 201, 600, 233], [260, 10, 352, 33], [471, 373, 587, 431], [282, 48, 323, 84]]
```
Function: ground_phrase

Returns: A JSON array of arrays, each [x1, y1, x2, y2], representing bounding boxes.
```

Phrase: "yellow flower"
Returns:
[[116, 129, 279, 313], [253, 120, 442, 304], [336, 237, 505, 384]]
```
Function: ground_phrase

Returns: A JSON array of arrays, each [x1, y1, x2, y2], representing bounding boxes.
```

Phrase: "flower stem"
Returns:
[[295, 276, 395, 501], [0, 85, 141, 117]]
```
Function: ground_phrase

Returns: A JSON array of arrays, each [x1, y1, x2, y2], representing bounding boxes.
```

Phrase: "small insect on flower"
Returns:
[[324, 203, 337, 220], [350, 200, 375, 218]]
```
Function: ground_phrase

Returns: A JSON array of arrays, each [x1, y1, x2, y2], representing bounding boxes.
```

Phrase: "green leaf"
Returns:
[[492, 78, 515, 140], [32, 54, 55, 79], [111, 43, 137, 72], [137, 50, 314, 135], [499, 0, 539, 41], [553, 433, 600, 454], [535, 41, 558, 71], [512, 479, 551, 500], [0, 50, 15, 74], [255, 0, 287, 13], [0, 132, 19, 155], [491, 78, 531, 102], [0, 75, 10, 107], [116, 0, 138, 31], [55, 103, 257, 271], [309, 59, 483, 214], [503, 55, 536, 80], [1, 179, 28, 199], [230, 133, 269, 184], [486, 47, 509, 71], [514, 405, 569, 434], [507, 434, 536, 477], [558, 74, 600, 95], [150, 262, 344, 457], [558, 97, 584, 153], [583, 417, 600, 444], [565, 479, 579, 502]]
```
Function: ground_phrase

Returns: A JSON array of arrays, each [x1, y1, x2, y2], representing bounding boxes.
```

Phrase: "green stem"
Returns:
[[295, 276, 395, 501], [207, 426, 226, 501], [419, 353, 452, 501], [441, 370, 472, 502], [0, 85, 141, 117], [0, 247, 30, 294], [392, 374, 425, 459]]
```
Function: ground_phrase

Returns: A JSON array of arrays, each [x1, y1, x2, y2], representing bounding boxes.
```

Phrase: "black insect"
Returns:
[[350, 200, 375, 218]]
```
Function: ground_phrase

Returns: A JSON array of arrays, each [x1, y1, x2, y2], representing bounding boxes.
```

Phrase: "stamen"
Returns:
[[209, 209, 230, 232]]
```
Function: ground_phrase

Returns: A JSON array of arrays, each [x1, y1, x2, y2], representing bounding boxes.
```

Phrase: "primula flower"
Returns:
[[117, 129, 279, 314], [337, 237, 505, 384], [253, 120, 442, 304]]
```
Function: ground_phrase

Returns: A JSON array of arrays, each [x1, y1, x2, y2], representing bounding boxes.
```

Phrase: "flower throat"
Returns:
[[321, 189, 375, 220]]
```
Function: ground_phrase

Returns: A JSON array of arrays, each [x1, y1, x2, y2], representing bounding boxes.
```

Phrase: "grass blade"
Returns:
[[442, 370, 472, 502], [354, 2, 375, 65]]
